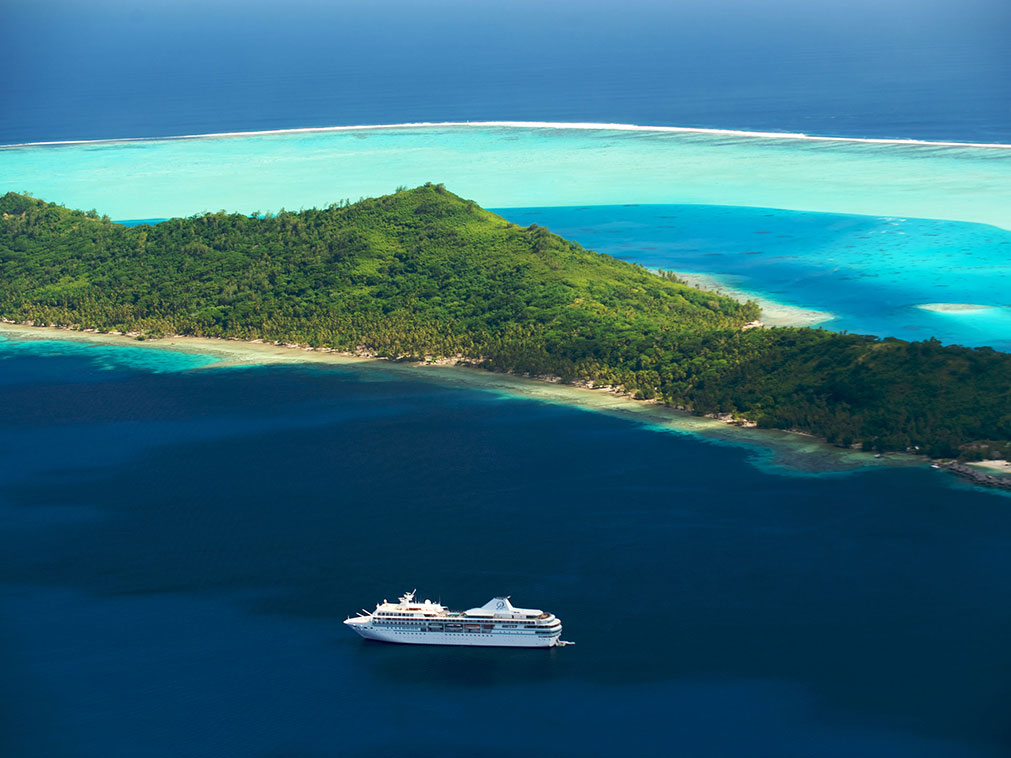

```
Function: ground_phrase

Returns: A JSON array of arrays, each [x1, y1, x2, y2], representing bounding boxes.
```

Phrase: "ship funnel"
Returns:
[[480, 596, 515, 613]]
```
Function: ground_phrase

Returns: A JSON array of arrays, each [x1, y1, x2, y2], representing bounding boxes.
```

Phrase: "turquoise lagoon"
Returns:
[[3, 123, 1010, 348], [503, 204, 1011, 351]]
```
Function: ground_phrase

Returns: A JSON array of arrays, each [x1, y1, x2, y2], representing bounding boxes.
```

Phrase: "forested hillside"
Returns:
[[2, 184, 1009, 457]]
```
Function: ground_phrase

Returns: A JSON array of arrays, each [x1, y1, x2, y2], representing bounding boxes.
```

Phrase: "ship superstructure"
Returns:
[[344, 591, 567, 647]]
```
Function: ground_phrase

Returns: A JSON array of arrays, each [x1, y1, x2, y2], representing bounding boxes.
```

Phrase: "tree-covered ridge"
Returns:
[[0, 185, 754, 347], [1, 185, 1009, 458]]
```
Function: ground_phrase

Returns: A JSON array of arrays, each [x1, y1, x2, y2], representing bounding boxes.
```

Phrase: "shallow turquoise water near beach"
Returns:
[[0, 335, 219, 382], [2, 337, 1010, 757]]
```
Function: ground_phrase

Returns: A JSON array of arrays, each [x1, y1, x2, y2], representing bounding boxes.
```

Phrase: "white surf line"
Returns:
[[4, 121, 1011, 151]]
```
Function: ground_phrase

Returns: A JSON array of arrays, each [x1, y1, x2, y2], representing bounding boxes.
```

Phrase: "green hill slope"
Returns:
[[1, 184, 1009, 458]]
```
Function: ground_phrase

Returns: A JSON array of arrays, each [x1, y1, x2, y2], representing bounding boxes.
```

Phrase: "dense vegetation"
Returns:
[[2, 185, 1009, 458]]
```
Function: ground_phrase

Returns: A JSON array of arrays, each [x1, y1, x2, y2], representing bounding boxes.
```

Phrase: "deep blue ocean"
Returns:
[[2, 0, 1009, 146], [3, 1, 1011, 755], [2, 338, 1010, 757]]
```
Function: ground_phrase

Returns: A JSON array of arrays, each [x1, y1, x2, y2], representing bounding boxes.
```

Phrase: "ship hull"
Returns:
[[347, 624, 560, 648]]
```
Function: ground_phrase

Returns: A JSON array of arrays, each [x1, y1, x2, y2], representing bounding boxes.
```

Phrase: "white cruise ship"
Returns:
[[344, 591, 567, 648]]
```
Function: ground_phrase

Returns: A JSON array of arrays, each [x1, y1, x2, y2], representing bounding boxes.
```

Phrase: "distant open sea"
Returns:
[[2, 0, 1009, 146], [3, 1, 1011, 756]]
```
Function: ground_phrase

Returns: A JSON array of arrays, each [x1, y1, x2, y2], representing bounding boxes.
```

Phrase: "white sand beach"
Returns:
[[967, 459, 1011, 474]]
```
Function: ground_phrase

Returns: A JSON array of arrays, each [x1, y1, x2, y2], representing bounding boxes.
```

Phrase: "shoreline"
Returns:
[[0, 321, 927, 478], [5, 120, 1011, 152]]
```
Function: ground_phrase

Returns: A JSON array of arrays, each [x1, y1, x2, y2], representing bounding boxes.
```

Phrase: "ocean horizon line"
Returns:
[[4, 120, 1011, 152]]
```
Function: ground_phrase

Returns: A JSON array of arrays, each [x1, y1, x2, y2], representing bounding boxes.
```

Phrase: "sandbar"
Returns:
[[915, 303, 993, 314], [671, 272, 834, 327]]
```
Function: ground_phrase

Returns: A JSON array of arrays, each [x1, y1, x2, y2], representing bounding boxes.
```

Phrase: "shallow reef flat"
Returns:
[[2, 123, 1010, 228]]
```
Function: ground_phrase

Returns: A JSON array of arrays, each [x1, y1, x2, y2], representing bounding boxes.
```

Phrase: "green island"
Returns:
[[2, 184, 1009, 460]]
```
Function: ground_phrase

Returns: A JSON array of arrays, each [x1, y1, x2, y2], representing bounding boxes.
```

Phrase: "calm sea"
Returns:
[[2, 0, 1009, 146], [2, 337, 1010, 757], [3, 1, 1011, 755]]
